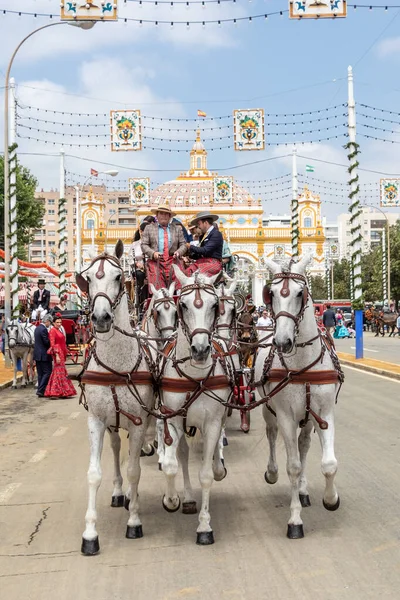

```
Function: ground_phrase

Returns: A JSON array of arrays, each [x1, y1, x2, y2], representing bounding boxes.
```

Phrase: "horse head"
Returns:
[[76, 241, 125, 333], [264, 254, 313, 354], [173, 266, 220, 364], [215, 275, 238, 338], [6, 319, 19, 349], [149, 283, 177, 340]]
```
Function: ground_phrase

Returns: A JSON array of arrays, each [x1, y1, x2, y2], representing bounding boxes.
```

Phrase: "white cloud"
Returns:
[[377, 37, 400, 58]]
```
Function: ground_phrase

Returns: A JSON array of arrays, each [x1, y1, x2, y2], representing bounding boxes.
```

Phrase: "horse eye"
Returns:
[[116, 274, 121, 282], [297, 290, 303, 298], [86, 276, 91, 283]]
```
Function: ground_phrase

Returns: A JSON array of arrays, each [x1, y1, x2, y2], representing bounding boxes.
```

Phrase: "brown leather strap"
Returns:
[[81, 370, 153, 387], [268, 369, 340, 385], [162, 375, 229, 393]]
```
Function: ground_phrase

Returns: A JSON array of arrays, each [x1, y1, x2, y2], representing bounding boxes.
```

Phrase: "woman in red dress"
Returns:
[[45, 314, 76, 398]]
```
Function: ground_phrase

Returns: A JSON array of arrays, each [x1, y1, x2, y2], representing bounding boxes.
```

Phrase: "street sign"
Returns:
[[289, 1, 347, 19], [61, 2, 118, 21], [380, 178, 400, 207]]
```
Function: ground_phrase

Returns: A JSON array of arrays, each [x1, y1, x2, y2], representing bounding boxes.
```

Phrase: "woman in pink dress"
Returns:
[[45, 314, 76, 398]]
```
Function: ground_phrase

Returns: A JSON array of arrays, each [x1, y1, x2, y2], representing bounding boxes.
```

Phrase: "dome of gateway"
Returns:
[[149, 130, 256, 208]]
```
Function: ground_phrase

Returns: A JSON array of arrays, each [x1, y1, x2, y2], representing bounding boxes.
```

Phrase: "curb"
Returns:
[[0, 375, 23, 391], [340, 359, 400, 381]]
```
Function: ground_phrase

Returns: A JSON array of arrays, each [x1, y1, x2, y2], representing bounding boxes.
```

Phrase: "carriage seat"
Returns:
[[62, 319, 77, 346]]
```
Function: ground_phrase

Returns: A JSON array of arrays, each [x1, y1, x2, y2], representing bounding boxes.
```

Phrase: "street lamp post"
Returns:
[[3, 20, 96, 328]]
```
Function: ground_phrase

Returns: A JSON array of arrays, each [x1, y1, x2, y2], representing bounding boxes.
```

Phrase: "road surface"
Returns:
[[1, 367, 400, 599], [337, 331, 400, 364]]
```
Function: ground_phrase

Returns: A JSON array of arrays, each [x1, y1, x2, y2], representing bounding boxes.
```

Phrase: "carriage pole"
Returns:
[[347, 65, 363, 359], [291, 145, 299, 259], [58, 148, 68, 299]]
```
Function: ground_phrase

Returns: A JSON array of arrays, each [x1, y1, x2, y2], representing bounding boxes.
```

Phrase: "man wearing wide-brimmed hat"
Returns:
[[31, 278, 50, 313], [185, 211, 223, 278], [141, 203, 187, 290]]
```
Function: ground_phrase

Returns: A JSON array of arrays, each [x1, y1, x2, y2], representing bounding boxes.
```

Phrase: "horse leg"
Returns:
[[156, 418, 165, 471], [11, 355, 17, 389], [279, 416, 304, 539], [262, 405, 279, 485], [81, 414, 106, 555], [177, 435, 197, 514], [298, 420, 314, 507], [213, 426, 227, 482], [108, 429, 125, 508], [21, 353, 28, 387], [196, 421, 221, 545], [315, 412, 340, 512], [125, 423, 146, 539], [161, 419, 182, 512]]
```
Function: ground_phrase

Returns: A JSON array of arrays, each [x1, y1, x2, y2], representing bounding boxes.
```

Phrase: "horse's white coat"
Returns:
[[254, 255, 341, 534], [6, 320, 36, 388], [79, 248, 156, 549]]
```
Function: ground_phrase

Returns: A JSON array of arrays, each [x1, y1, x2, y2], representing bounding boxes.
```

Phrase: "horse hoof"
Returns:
[[141, 444, 155, 457], [287, 524, 304, 539], [299, 494, 311, 508], [126, 525, 143, 539], [182, 501, 197, 515], [162, 495, 181, 513], [111, 495, 125, 508], [196, 531, 214, 545], [323, 496, 340, 511], [11, 386, 16, 390], [81, 536, 100, 555], [153, 439, 158, 449], [124, 496, 130, 511], [240, 425, 250, 434], [264, 471, 278, 485]]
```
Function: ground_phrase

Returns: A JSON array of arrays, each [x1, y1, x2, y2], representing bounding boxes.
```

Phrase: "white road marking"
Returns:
[[52, 427, 68, 437], [350, 346, 379, 353], [0, 483, 22, 503], [29, 450, 48, 464], [68, 412, 80, 420], [342, 364, 400, 383]]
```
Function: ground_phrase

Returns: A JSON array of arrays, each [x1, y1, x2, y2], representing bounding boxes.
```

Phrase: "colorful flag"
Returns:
[[197, 110, 207, 118], [91, 168, 99, 177], [305, 165, 315, 173]]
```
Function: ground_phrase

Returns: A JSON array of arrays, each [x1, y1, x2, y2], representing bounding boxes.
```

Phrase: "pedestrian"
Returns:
[[322, 303, 336, 336], [397, 314, 400, 337], [257, 309, 273, 328], [33, 313, 53, 398], [45, 314, 76, 399]]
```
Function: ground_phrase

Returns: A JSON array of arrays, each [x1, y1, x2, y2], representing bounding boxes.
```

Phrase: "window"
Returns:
[[48, 199, 55, 205], [109, 209, 116, 215], [48, 220, 55, 226], [304, 217, 312, 228], [109, 220, 116, 225], [118, 196, 129, 204], [87, 219, 95, 230], [48, 241, 56, 247], [109, 199, 116, 204], [48, 209, 55, 215], [48, 231, 55, 237]]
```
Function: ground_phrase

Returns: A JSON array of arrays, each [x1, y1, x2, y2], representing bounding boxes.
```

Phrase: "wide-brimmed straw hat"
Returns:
[[151, 203, 176, 217], [190, 211, 219, 227]]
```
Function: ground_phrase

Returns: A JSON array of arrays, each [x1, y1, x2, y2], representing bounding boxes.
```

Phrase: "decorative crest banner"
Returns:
[[61, 1, 118, 21], [274, 245, 285, 259], [110, 110, 142, 151], [329, 243, 339, 258], [129, 178, 150, 205], [233, 109, 265, 151], [213, 177, 233, 203], [380, 179, 400, 207], [289, 0, 347, 19]]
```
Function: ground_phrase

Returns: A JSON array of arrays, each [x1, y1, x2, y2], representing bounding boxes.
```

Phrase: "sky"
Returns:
[[1, 0, 400, 222]]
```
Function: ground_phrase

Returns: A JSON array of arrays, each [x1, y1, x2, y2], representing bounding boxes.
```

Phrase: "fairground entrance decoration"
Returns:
[[129, 178, 150, 206], [61, 2, 118, 21], [289, 0, 347, 19], [380, 179, 400, 207], [274, 245, 285, 259], [233, 109, 265, 151], [329, 243, 339, 258], [110, 110, 142, 151], [213, 177, 234, 203]]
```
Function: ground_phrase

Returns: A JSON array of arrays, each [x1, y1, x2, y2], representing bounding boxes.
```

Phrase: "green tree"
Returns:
[[0, 155, 45, 259], [332, 258, 351, 299], [388, 220, 400, 307], [310, 274, 327, 299], [360, 245, 382, 302]]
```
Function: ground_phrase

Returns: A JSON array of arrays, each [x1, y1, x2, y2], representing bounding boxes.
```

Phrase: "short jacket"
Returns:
[[141, 222, 187, 260]]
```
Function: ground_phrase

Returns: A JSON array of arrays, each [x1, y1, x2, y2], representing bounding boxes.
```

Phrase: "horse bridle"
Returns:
[[269, 272, 309, 328], [177, 277, 219, 344], [152, 289, 178, 336], [76, 253, 126, 312], [215, 283, 236, 335]]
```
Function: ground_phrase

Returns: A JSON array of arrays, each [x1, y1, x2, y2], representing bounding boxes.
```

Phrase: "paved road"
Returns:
[[1, 368, 400, 600], [337, 331, 400, 364]]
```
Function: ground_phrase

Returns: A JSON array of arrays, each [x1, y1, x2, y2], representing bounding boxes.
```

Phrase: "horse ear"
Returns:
[[172, 264, 190, 287], [115, 239, 124, 260], [227, 279, 237, 295], [291, 252, 314, 275], [263, 284, 271, 306], [264, 257, 280, 275], [76, 273, 89, 294], [149, 283, 157, 296], [168, 281, 176, 296]]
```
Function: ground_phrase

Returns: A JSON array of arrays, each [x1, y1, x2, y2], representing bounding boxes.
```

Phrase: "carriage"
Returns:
[[60, 310, 91, 364]]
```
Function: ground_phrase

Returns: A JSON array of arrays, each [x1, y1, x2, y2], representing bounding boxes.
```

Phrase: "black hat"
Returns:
[[38, 278, 46, 285]]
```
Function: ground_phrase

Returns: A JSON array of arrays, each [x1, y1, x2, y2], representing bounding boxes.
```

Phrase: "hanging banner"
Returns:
[[61, 1, 118, 21], [110, 110, 142, 151], [233, 109, 265, 151], [289, 1, 347, 19], [329, 243, 339, 258], [129, 178, 150, 206], [213, 177, 233, 203], [380, 178, 400, 207], [274, 245, 285, 259]]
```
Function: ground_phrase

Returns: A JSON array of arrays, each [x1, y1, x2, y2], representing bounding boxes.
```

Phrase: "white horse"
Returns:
[[253, 255, 343, 539], [6, 320, 36, 388], [158, 267, 230, 545], [75, 241, 156, 555], [31, 305, 46, 323]]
